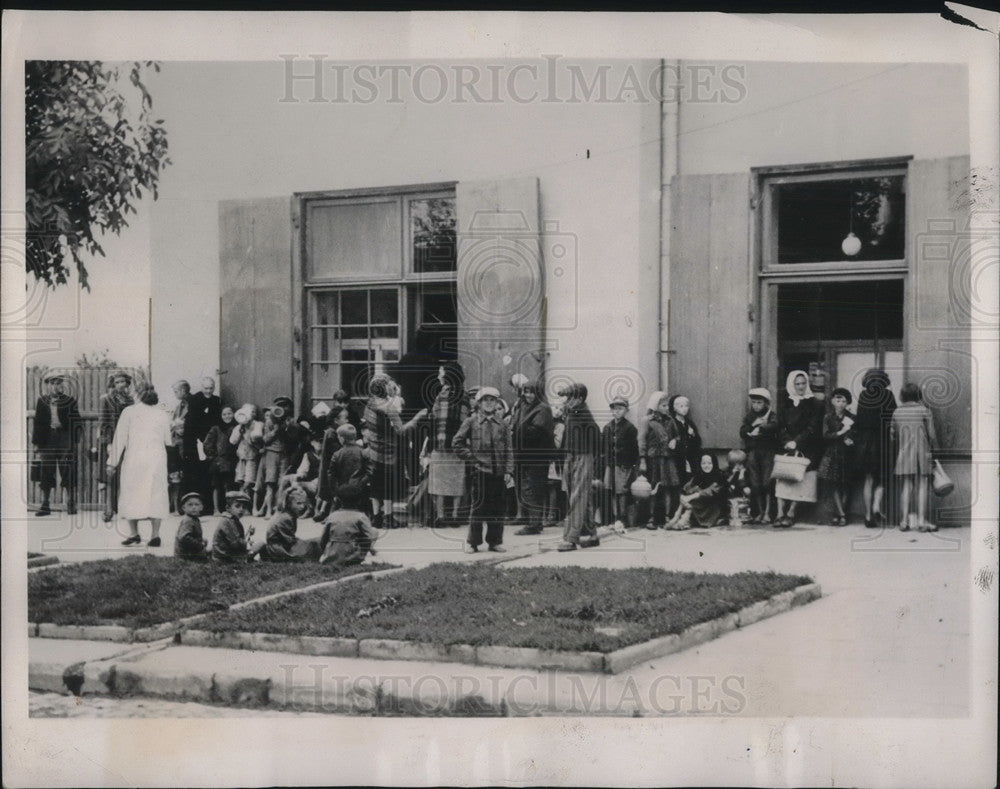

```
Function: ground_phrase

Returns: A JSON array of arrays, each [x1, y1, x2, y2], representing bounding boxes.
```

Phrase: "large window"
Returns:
[[301, 184, 457, 404]]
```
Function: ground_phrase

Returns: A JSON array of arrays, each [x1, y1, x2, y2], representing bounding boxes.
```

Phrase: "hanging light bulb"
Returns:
[[841, 189, 862, 256], [841, 232, 862, 256]]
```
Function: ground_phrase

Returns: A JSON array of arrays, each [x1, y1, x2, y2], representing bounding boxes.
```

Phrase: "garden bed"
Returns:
[[28, 555, 396, 630], [196, 563, 814, 654]]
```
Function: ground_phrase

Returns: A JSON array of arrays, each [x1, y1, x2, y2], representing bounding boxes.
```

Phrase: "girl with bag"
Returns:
[[891, 382, 939, 532], [774, 370, 824, 528]]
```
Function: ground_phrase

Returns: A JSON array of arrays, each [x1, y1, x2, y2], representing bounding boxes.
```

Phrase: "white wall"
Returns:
[[148, 59, 660, 411]]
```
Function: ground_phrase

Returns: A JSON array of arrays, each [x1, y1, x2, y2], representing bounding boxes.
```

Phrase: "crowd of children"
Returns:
[[156, 361, 940, 565]]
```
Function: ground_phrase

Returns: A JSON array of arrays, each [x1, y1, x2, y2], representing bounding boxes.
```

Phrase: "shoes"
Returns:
[[34, 507, 52, 517], [773, 516, 792, 528], [102, 511, 115, 523], [515, 526, 542, 536], [487, 545, 506, 553], [898, 523, 910, 532], [646, 523, 661, 531], [864, 517, 876, 528], [464, 544, 478, 554], [147, 537, 161, 548], [579, 537, 600, 549], [556, 541, 577, 552], [121, 535, 141, 546], [66, 503, 77, 515], [830, 516, 845, 527]]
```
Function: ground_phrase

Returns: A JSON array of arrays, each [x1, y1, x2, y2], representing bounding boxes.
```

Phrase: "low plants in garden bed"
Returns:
[[198, 563, 812, 653], [28, 555, 395, 629]]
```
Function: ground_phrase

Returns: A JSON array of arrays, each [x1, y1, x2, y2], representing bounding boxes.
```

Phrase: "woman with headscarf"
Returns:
[[665, 394, 703, 515], [637, 391, 672, 528], [666, 452, 728, 529], [511, 379, 556, 536], [774, 369, 824, 527], [98, 371, 135, 522], [426, 361, 469, 527], [107, 385, 173, 547], [853, 368, 897, 528], [362, 373, 427, 529]]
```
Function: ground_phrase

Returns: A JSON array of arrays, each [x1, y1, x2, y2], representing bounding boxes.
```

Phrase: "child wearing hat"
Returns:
[[739, 387, 779, 524], [211, 490, 257, 563], [601, 395, 639, 531], [818, 387, 856, 526], [32, 371, 82, 516], [174, 492, 209, 561], [452, 386, 514, 553]]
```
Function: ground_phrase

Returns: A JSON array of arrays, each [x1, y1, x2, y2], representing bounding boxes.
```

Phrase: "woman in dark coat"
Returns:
[[774, 369, 824, 527], [511, 380, 556, 535], [98, 371, 134, 521], [426, 361, 469, 527], [853, 369, 897, 528]]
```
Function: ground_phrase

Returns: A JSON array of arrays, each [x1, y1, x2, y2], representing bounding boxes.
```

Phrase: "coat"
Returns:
[[511, 399, 556, 463], [638, 412, 672, 458], [778, 396, 824, 466], [259, 512, 320, 561], [453, 412, 514, 477], [211, 514, 250, 563], [107, 402, 172, 520], [32, 396, 83, 450], [204, 424, 238, 474], [183, 392, 222, 455], [600, 417, 640, 470]]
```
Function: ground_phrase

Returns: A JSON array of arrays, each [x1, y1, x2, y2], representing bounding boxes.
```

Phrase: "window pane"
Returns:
[[342, 364, 372, 398], [777, 280, 904, 342], [370, 288, 399, 325], [341, 326, 368, 340], [341, 291, 368, 326], [372, 325, 398, 339], [311, 327, 340, 361], [410, 197, 457, 273], [313, 292, 339, 326], [775, 175, 905, 264], [419, 288, 458, 326], [309, 200, 401, 279]]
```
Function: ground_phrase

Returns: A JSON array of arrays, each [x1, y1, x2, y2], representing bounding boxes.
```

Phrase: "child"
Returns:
[[637, 391, 672, 529], [259, 486, 321, 562], [452, 386, 514, 553], [319, 424, 372, 515], [277, 430, 323, 511], [724, 449, 751, 527], [666, 452, 727, 530], [739, 387, 779, 524], [555, 383, 601, 552], [230, 403, 264, 500], [173, 491, 209, 561], [818, 387, 856, 526], [211, 490, 257, 563], [544, 404, 567, 527], [257, 398, 295, 518], [319, 481, 381, 567], [891, 382, 939, 532], [666, 395, 703, 513], [601, 395, 639, 531], [204, 406, 238, 514]]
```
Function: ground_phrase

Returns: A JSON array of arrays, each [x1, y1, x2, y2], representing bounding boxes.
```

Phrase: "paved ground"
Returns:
[[26, 510, 972, 718], [28, 690, 335, 718]]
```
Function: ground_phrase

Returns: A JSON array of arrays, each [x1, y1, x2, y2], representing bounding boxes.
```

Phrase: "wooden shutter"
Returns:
[[219, 197, 293, 409], [669, 172, 752, 447], [906, 156, 972, 452], [455, 177, 544, 398]]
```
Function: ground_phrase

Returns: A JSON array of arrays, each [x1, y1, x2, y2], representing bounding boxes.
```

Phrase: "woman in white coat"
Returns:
[[107, 385, 173, 547]]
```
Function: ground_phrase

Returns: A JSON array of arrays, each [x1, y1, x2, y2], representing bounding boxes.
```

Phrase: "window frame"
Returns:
[[755, 156, 912, 277]]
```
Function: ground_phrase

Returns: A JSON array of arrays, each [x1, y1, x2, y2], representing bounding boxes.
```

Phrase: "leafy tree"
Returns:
[[25, 61, 171, 289]]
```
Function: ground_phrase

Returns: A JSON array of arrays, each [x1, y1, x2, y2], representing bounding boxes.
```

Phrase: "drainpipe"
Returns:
[[658, 59, 681, 393]]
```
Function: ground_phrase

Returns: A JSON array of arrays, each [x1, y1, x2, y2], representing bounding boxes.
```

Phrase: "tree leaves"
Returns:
[[25, 60, 171, 291]]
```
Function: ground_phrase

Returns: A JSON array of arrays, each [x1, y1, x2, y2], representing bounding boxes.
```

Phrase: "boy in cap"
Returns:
[[601, 395, 639, 532], [32, 371, 82, 516], [739, 387, 779, 524], [556, 382, 602, 551], [211, 490, 257, 563], [174, 492, 209, 561], [452, 386, 514, 553]]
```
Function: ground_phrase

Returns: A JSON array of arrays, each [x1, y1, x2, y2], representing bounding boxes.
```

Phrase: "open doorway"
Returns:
[[776, 279, 904, 407]]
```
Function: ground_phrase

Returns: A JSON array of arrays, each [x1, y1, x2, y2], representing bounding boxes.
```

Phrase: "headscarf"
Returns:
[[692, 452, 726, 490], [645, 390, 666, 414], [785, 370, 814, 407]]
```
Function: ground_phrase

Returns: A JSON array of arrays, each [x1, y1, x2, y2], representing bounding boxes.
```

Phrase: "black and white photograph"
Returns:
[[2, 9, 997, 788]]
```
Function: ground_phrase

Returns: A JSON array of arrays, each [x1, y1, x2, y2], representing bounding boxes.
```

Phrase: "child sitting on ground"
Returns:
[[211, 490, 258, 563], [259, 486, 321, 562], [173, 492, 209, 561], [666, 452, 728, 530], [319, 481, 380, 567]]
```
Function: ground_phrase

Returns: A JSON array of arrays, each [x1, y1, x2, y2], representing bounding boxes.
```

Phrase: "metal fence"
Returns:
[[25, 368, 148, 510]]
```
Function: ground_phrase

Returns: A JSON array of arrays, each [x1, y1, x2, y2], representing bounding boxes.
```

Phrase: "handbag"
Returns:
[[771, 452, 810, 483], [932, 460, 954, 497], [775, 470, 818, 503]]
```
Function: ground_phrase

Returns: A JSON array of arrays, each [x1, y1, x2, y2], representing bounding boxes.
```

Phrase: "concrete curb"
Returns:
[[27, 555, 60, 569], [175, 582, 822, 674]]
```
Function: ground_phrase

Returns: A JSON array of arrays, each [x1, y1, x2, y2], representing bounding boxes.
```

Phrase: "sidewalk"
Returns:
[[28, 516, 971, 717]]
